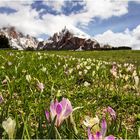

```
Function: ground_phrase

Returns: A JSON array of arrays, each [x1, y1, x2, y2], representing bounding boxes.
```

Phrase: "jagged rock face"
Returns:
[[0, 27, 38, 50], [0, 26, 100, 51], [39, 28, 100, 50]]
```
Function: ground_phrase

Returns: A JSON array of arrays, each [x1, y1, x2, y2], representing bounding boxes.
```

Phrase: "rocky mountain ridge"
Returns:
[[37, 27, 100, 51], [0, 26, 101, 50], [0, 27, 38, 50], [0, 26, 131, 50]]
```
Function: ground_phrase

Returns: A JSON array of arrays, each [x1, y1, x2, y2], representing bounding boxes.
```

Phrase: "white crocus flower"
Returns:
[[134, 76, 139, 88], [26, 74, 32, 82], [68, 68, 73, 74], [41, 67, 47, 72], [2, 117, 16, 139], [132, 70, 137, 77], [8, 62, 12, 66], [76, 64, 80, 70], [37, 82, 45, 92], [84, 69, 88, 74], [92, 71, 95, 77], [83, 115, 100, 128], [86, 66, 91, 70], [84, 81, 90, 87], [79, 71, 82, 76]]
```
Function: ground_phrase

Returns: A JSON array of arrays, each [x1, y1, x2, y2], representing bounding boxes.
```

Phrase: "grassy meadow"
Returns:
[[0, 50, 140, 139]]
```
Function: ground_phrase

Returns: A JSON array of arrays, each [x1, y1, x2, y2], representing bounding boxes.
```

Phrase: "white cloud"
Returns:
[[132, 25, 140, 39], [95, 25, 140, 50], [0, 6, 46, 36], [40, 0, 130, 28], [42, 13, 90, 36], [0, 0, 34, 10], [43, 0, 65, 13], [69, 0, 129, 27], [0, 0, 140, 51], [0, 1, 42, 36]]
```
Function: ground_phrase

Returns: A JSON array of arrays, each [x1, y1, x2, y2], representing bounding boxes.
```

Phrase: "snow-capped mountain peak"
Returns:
[[0, 26, 38, 50], [60, 26, 90, 39], [38, 26, 100, 50]]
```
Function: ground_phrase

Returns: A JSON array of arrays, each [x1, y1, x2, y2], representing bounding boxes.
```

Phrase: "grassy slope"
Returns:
[[46, 50, 140, 66], [0, 50, 140, 139]]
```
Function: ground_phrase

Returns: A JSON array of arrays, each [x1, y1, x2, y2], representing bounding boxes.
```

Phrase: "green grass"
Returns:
[[0, 50, 140, 139], [45, 50, 140, 65]]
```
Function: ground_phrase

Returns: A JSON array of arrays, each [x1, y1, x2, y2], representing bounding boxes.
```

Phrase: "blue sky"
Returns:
[[0, 0, 140, 49], [86, 1, 140, 36]]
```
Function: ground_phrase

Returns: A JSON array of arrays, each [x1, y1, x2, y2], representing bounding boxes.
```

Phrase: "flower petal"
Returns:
[[45, 110, 50, 122], [50, 99, 58, 120], [105, 135, 115, 140], [2, 117, 16, 139], [88, 128, 94, 140], [60, 98, 73, 118], [101, 118, 107, 137], [95, 131, 101, 139], [64, 104, 73, 118], [83, 116, 90, 127], [0, 95, 3, 104], [59, 98, 67, 109], [83, 116, 100, 128], [107, 106, 116, 120], [56, 103, 62, 115]]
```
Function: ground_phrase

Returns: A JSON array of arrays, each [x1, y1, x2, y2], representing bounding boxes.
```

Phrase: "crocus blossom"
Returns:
[[88, 118, 115, 140], [45, 110, 50, 123], [101, 118, 107, 137], [2, 117, 16, 139], [37, 82, 45, 92], [26, 74, 32, 82], [45, 97, 73, 127], [84, 81, 91, 87], [110, 64, 118, 78], [134, 75, 139, 88], [83, 115, 99, 128], [107, 107, 116, 120], [0, 95, 3, 104]]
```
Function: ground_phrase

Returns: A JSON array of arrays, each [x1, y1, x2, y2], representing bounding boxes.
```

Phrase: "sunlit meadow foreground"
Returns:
[[0, 50, 140, 139]]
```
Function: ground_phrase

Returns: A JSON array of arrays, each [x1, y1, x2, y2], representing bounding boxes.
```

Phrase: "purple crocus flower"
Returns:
[[0, 95, 3, 104], [101, 118, 107, 137], [110, 64, 117, 78], [88, 128, 102, 140], [45, 111, 50, 123], [107, 106, 116, 120], [45, 97, 73, 127], [87, 118, 115, 140], [37, 82, 44, 92]]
